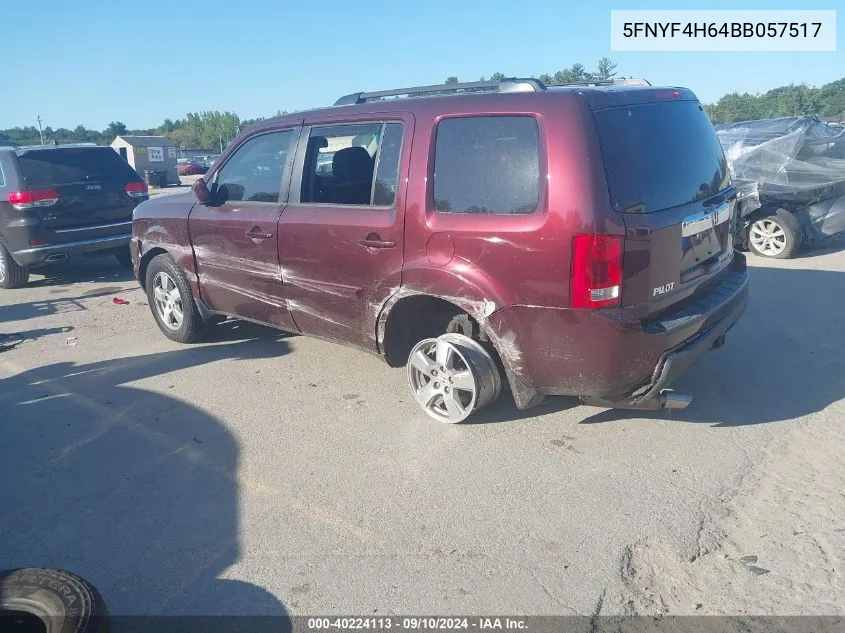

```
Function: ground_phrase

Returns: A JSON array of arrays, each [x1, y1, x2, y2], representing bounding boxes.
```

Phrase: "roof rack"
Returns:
[[547, 77, 651, 88], [334, 77, 546, 106]]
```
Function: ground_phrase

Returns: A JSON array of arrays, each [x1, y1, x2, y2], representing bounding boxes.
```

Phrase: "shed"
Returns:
[[111, 135, 179, 185]]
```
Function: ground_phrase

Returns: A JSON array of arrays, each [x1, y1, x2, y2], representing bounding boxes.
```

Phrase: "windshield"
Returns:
[[594, 100, 729, 213]]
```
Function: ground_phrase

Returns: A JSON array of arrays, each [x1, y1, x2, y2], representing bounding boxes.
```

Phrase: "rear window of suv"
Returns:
[[434, 116, 540, 214], [17, 147, 139, 187], [593, 100, 729, 213]]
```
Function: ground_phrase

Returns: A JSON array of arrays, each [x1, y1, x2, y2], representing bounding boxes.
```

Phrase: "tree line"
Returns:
[[0, 111, 278, 152], [704, 79, 845, 124], [2, 62, 843, 149]]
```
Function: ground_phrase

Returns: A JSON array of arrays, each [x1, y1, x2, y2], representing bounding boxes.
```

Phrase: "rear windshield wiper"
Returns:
[[622, 202, 646, 213]]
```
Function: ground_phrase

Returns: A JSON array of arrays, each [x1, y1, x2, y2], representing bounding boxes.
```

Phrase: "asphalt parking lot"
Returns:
[[1, 243, 844, 619]]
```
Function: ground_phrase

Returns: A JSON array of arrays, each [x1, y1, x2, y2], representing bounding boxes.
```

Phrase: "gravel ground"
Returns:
[[0, 242, 843, 621]]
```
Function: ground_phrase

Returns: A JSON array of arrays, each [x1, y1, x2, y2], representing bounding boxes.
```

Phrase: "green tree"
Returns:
[[551, 63, 590, 85], [106, 121, 127, 138], [594, 57, 618, 81], [817, 78, 845, 117], [445, 76, 459, 84]]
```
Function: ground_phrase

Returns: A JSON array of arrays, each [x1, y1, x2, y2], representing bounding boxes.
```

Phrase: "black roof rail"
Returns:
[[334, 77, 546, 106], [12, 142, 102, 151]]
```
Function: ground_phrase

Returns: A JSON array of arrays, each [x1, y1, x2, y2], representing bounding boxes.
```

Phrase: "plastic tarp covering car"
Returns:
[[715, 116, 845, 240]]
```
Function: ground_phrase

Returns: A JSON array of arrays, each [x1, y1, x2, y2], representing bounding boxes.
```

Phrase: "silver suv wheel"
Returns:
[[407, 333, 501, 423], [152, 271, 185, 331]]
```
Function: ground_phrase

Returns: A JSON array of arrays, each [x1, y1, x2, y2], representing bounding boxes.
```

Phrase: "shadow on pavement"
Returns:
[[0, 333, 292, 626], [0, 326, 75, 352], [467, 392, 580, 425], [28, 255, 136, 289], [579, 264, 845, 427], [0, 290, 130, 321], [795, 234, 845, 259]]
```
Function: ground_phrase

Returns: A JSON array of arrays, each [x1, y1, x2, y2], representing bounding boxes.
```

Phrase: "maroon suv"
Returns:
[[131, 78, 749, 423]]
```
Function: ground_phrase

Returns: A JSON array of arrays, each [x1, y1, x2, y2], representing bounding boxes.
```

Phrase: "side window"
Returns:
[[433, 116, 540, 214], [300, 122, 402, 207], [214, 129, 295, 203], [0, 161, 5, 188]]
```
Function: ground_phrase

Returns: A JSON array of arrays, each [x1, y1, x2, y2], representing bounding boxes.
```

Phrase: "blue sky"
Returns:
[[1, 0, 841, 130]]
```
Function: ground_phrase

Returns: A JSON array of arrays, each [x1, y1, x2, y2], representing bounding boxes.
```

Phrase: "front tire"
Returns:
[[0, 239, 30, 289], [747, 208, 801, 259], [145, 254, 206, 343]]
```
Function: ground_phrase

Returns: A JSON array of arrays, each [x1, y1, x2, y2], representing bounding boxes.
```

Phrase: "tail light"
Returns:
[[7, 189, 60, 210], [571, 234, 623, 309], [125, 181, 148, 198]]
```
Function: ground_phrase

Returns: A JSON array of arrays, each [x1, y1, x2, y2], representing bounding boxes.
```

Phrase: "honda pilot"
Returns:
[[130, 78, 749, 423]]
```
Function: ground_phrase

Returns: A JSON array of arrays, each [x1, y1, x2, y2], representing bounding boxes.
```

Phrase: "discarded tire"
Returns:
[[407, 332, 501, 423], [0, 567, 109, 633]]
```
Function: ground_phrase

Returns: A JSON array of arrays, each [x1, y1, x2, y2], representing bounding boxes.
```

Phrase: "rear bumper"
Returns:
[[11, 233, 130, 267], [485, 252, 750, 409], [614, 281, 747, 406]]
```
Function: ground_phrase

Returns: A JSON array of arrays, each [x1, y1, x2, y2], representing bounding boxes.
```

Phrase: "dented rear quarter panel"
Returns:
[[383, 92, 625, 379]]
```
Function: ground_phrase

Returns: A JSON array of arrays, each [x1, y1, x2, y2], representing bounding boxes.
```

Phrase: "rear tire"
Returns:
[[747, 208, 801, 259], [0, 239, 30, 289], [0, 567, 109, 633], [407, 332, 501, 423], [144, 254, 206, 343]]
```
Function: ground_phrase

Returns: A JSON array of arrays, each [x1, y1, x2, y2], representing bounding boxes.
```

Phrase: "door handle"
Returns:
[[247, 227, 273, 240], [358, 237, 396, 249]]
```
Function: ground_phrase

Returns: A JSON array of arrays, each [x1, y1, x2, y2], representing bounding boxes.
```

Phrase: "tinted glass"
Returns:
[[593, 100, 729, 213], [215, 130, 294, 203], [434, 116, 540, 214], [301, 123, 382, 205], [0, 161, 5, 188], [17, 148, 139, 187], [373, 123, 403, 206]]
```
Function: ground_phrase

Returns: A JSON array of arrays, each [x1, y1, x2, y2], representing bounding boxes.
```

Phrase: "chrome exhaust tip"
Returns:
[[580, 389, 693, 410], [45, 253, 68, 262], [659, 390, 693, 410]]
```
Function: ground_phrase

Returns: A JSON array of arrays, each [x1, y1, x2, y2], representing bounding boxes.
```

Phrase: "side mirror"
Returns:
[[192, 178, 212, 203]]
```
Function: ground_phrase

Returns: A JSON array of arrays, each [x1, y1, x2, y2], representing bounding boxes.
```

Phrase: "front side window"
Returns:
[[214, 129, 295, 203], [300, 122, 403, 206], [433, 116, 540, 214]]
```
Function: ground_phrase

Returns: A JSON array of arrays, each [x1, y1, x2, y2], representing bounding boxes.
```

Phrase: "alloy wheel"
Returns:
[[407, 334, 500, 423], [152, 271, 184, 331], [749, 218, 787, 257]]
